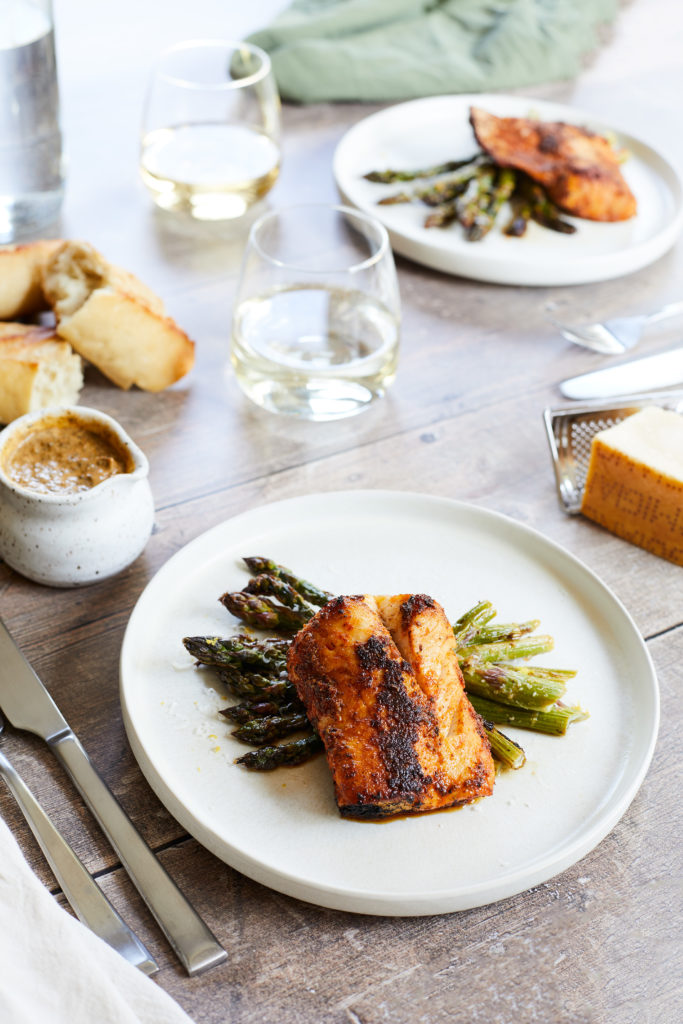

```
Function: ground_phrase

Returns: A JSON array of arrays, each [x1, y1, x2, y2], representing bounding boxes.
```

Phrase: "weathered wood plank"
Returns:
[[1, 619, 678, 1024], [1, 2, 681, 1019]]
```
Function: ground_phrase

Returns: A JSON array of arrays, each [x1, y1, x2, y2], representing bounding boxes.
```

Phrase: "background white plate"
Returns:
[[120, 491, 659, 915], [333, 94, 683, 286]]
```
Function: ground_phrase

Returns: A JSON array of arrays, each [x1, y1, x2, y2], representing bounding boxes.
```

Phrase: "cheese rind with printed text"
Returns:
[[581, 406, 683, 566]]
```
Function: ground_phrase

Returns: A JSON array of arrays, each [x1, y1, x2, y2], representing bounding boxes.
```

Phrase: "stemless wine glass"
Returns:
[[230, 203, 401, 421], [140, 39, 281, 221]]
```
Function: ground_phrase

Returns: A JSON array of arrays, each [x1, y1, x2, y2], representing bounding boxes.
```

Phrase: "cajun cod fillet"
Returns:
[[287, 594, 494, 818], [375, 593, 493, 792], [469, 106, 637, 222]]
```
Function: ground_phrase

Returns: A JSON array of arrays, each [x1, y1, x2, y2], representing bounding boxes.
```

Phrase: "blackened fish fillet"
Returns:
[[470, 106, 637, 222], [287, 594, 494, 818]]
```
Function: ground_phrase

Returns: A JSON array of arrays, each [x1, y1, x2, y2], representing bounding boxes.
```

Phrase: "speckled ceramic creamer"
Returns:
[[0, 406, 154, 587]]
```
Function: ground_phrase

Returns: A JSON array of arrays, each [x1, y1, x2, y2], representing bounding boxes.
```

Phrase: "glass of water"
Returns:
[[140, 39, 281, 221], [230, 203, 401, 420], [0, 0, 63, 242]]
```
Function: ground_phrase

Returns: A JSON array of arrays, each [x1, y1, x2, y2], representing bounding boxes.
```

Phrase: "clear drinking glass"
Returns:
[[230, 203, 401, 420], [140, 39, 281, 221], [0, 0, 64, 242]]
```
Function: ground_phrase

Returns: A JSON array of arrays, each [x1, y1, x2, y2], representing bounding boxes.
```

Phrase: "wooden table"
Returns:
[[2, 2, 682, 1021]]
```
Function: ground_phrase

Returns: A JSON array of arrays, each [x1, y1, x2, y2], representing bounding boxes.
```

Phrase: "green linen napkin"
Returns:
[[248, 0, 618, 103]]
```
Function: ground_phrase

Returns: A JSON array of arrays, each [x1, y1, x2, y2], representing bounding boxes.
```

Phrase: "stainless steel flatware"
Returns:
[[551, 300, 683, 355], [0, 618, 227, 977], [559, 346, 683, 400], [0, 710, 158, 974]]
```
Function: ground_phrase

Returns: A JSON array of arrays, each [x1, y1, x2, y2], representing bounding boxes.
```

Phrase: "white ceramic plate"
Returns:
[[120, 491, 659, 915], [333, 94, 683, 286]]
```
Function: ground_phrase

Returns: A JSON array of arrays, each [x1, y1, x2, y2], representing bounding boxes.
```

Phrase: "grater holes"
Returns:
[[546, 393, 683, 516], [570, 416, 626, 489]]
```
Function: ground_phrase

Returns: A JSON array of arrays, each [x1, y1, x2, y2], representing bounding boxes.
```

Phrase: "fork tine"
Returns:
[[549, 318, 627, 355]]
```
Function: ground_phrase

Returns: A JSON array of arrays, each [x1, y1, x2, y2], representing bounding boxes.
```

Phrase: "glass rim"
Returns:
[[153, 38, 272, 91], [247, 203, 392, 274]]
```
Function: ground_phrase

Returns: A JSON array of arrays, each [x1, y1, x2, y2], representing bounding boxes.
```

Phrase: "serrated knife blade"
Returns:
[[0, 617, 227, 976], [560, 347, 683, 400]]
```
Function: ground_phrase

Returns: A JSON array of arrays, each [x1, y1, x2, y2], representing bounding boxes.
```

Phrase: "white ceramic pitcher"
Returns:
[[0, 406, 154, 587]]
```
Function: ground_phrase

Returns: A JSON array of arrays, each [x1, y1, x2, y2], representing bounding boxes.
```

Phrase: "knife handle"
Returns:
[[0, 751, 158, 975], [50, 731, 227, 976]]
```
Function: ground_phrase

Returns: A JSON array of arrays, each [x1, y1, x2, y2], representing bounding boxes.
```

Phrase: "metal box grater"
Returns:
[[544, 391, 683, 514]]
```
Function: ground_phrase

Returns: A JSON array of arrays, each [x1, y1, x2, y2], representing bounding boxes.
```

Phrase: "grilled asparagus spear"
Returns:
[[504, 197, 533, 237], [460, 659, 567, 711], [220, 591, 314, 632], [378, 157, 492, 207], [469, 695, 589, 736], [216, 666, 295, 701], [242, 557, 333, 607], [453, 600, 497, 645], [524, 180, 576, 234], [220, 699, 302, 723], [458, 634, 555, 663], [364, 156, 479, 183], [244, 573, 316, 614], [453, 170, 495, 230], [231, 711, 311, 746], [183, 634, 289, 672], [483, 722, 526, 769], [469, 619, 541, 644], [466, 167, 516, 241], [235, 734, 324, 770], [424, 202, 460, 229]]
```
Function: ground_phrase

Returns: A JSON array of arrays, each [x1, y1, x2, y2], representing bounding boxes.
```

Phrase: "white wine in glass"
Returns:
[[231, 204, 401, 421], [140, 40, 280, 221]]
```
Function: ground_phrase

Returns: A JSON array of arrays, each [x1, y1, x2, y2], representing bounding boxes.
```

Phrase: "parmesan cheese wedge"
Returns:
[[581, 406, 683, 566]]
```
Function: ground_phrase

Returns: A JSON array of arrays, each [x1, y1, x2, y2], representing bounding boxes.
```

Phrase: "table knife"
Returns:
[[560, 347, 683, 400], [0, 618, 227, 977], [0, 745, 158, 975]]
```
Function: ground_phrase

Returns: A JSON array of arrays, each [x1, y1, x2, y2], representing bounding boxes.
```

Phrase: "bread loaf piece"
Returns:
[[0, 240, 62, 319], [42, 240, 195, 391], [581, 406, 683, 566], [0, 323, 83, 424]]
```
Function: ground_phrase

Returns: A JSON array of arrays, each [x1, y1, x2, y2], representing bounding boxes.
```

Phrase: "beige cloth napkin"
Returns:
[[0, 817, 194, 1024]]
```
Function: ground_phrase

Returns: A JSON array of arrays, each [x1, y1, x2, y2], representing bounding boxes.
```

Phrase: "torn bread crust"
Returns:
[[287, 594, 495, 818], [0, 240, 62, 320], [45, 240, 164, 319], [42, 240, 194, 392], [0, 322, 83, 424]]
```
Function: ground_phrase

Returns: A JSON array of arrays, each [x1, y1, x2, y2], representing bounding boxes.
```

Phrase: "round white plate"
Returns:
[[333, 94, 683, 286], [120, 491, 659, 915]]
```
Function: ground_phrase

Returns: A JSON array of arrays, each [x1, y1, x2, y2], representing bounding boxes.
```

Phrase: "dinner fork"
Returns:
[[0, 710, 158, 975], [551, 300, 683, 355]]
